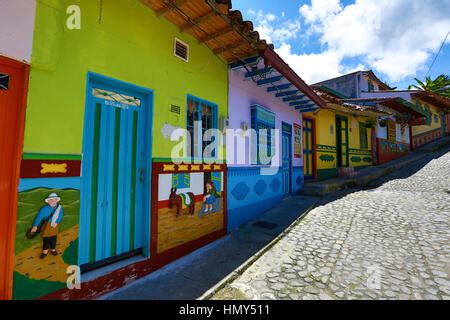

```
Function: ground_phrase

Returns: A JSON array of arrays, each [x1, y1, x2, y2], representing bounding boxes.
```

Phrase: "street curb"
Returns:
[[302, 138, 450, 197], [199, 201, 319, 300], [302, 154, 427, 196]]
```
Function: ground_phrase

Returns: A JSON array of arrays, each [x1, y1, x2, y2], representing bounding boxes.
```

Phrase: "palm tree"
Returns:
[[409, 74, 450, 98]]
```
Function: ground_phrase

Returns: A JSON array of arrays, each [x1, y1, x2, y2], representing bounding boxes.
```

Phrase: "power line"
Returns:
[[426, 31, 449, 77]]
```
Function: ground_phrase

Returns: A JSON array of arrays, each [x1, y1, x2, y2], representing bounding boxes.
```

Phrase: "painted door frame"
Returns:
[[335, 115, 349, 168], [79, 72, 154, 269], [281, 122, 292, 196], [302, 116, 317, 180], [0, 56, 30, 300]]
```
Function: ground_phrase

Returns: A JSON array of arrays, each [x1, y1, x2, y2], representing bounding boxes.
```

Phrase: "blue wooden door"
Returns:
[[282, 126, 292, 196], [79, 74, 152, 270]]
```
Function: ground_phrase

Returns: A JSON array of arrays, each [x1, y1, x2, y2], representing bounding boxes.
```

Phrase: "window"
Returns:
[[174, 38, 189, 62], [251, 105, 275, 165], [367, 80, 374, 92], [187, 95, 217, 160], [359, 122, 368, 149], [0, 73, 9, 90]]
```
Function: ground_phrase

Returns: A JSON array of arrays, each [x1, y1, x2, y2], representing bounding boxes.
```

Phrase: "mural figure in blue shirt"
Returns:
[[30, 193, 64, 259]]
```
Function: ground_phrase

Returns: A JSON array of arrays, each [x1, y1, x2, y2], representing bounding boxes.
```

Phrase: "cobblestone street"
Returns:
[[212, 149, 450, 300]]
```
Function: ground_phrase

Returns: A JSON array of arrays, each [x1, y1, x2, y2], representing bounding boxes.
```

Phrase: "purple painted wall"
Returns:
[[227, 69, 303, 168]]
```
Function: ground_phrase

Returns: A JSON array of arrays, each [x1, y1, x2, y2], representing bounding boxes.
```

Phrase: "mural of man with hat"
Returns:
[[30, 193, 64, 259]]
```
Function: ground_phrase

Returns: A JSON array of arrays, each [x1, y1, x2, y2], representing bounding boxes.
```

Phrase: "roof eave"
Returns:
[[260, 46, 326, 108]]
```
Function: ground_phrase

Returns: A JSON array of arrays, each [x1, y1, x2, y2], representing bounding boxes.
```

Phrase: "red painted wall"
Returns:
[[412, 128, 442, 149], [376, 138, 410, 165], [0, 56, 29, 300]]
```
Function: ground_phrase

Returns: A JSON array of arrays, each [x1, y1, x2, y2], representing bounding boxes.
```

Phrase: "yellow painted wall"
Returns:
[[305, 105, 374, 179], [411, 98, 443, 136]]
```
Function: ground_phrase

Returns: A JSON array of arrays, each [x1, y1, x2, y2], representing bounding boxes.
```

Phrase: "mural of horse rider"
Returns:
[[203, 180, 221, 214], [28, 193, 64, 259]]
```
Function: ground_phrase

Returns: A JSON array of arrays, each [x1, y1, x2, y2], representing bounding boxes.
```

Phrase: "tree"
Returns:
[[409, 74, 450, 98]]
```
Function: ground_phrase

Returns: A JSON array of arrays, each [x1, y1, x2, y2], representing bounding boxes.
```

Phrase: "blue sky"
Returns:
[[232, 0, 450, 89]]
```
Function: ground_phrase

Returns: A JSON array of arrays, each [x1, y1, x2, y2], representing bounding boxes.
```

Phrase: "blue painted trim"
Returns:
[[296, 105, 317, 110], [117, 110, 132, 256], [267, 83, 292, 92], [186, 94, 219, 162], [229, 56, 261, 69], [275, 90, 299, 97], [18, 177, 81, 192], [283, 95, 306, 102], [295, 106, 317, 111], [80, 72, 153, 265], [227, 195, 284, 232], [245, 67, 273, 78], [257, 75, 284, 86], [290, 100, 311, 107], [298, 108, 318, 113], [227, 166, 280, 177]]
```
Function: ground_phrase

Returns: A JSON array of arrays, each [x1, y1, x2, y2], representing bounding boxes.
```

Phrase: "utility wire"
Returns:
[[426, 31, 449, 77]]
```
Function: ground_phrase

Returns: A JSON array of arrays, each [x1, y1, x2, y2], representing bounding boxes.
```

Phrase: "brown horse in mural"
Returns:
[[169, 188, 195, 217]]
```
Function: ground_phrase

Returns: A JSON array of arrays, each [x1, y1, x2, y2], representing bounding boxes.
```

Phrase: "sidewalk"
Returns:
[[100, 195, 320, 300], [301, 136, 450, 196]]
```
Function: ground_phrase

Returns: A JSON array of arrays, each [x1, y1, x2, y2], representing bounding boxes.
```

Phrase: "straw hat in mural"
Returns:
[[45, 193, 61, 203]]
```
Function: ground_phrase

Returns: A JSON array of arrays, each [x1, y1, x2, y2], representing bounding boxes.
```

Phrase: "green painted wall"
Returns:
[[25, 0, 228, 159]]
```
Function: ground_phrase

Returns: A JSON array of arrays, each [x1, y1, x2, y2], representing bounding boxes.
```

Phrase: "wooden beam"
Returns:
[[213, 40, 247, 55], [245, 67, 273, 78], [257, 75, 284, 86], [261, 46, 326, 108], [180, 11, 216, 32], [199, 26, 233, 43], [275, 90, 299, 97], [156, 0, 188, 17], [267, 83, 292, 92]]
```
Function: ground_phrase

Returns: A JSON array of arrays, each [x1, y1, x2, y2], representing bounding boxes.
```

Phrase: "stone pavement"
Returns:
[[209, 147, 450, 300]]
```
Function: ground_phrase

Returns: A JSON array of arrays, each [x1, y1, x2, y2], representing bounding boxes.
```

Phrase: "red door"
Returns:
[[0, 56, 29, 300]]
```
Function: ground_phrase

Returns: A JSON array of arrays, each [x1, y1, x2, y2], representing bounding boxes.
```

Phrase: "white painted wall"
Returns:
[[376, 125, 388, 139], [0, 0, 36, 63], [396, 124, 410, 144], [361, 90, 415, 102]]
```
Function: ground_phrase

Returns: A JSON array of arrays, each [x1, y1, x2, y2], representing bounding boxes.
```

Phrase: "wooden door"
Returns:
[[281, 125, 292, 196], [79, 75, 152, 272], [0, 56, 29, 300], [336, 116, 349, 167], [303, 118, 315, 179]]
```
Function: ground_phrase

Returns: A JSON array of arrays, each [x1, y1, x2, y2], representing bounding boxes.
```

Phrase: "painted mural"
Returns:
[[152, 163, 226, 255], [13, 177, 80, 300], [294, 123, 303, 159]]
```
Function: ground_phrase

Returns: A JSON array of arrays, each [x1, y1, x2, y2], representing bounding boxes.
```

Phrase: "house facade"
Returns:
[[361, 90, 450, 149], [3, 0, 271, 300], [315, 70, 393, 99], [0, 0, 36, 301], [302, 86, 386, 180], [316, 70, 449, 155], [226, 51, 324, 230]]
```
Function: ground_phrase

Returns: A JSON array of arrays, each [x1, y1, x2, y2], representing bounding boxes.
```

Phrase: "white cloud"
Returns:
[[299, 0, 450, 82], [276, 43, 365, 84], [299, 0, 342, 25], [247, 10, 301, 44]]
